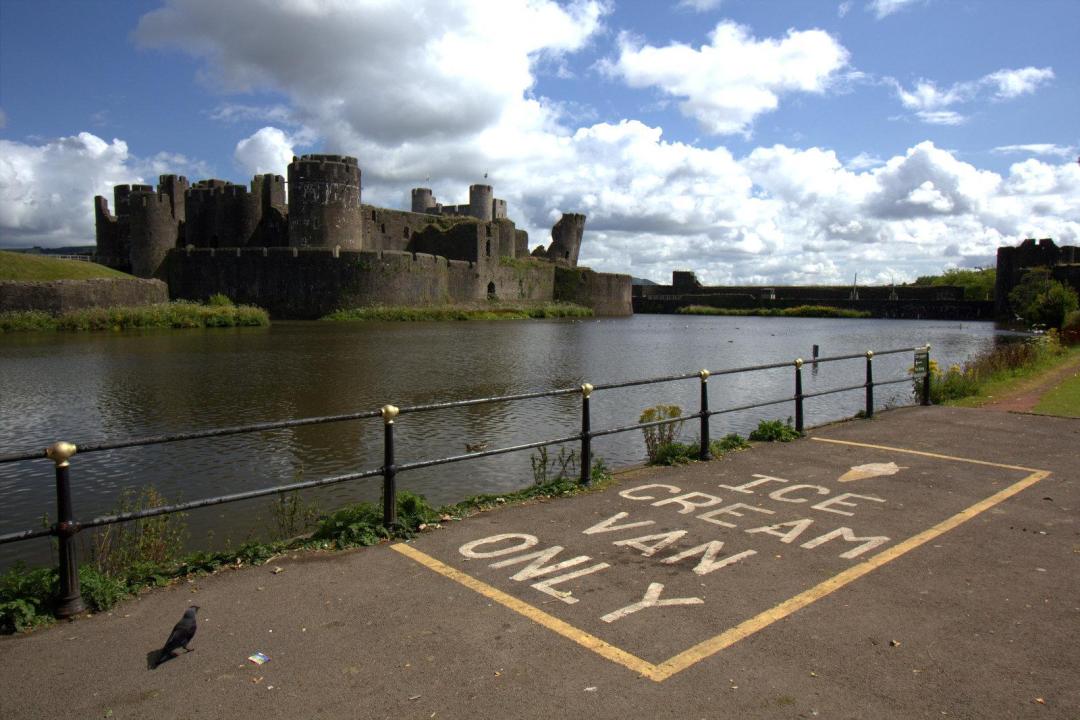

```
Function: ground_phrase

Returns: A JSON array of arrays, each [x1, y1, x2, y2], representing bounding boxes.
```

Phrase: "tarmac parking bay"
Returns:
[[393, 437, 1050, 682]]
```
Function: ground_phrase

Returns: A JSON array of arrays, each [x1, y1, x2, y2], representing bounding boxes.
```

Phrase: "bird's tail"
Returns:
[[151, 648, 167, 669]]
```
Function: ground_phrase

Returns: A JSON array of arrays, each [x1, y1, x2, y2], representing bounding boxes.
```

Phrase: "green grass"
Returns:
[[321, 302, 593, 322], [1033, 364, 1080, 417], [677, 305, 871, 318], [0, 250, 131, 281], [933, 339, 1076, 407], [0, 301, 269, 333]]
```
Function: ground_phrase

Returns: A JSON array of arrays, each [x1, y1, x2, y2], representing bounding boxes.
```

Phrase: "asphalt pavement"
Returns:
[[1, 405, 1077, 719]]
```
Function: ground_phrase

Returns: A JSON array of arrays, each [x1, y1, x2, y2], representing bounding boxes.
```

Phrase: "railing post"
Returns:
[[380, 405, 399, 527], [47, 442, 85, 618], [698, 369, 711, 460], [794, 358, 804, 434], [922, 344, 932, 406], [865, 351, 874, 418], [580, 383, 593, 486]]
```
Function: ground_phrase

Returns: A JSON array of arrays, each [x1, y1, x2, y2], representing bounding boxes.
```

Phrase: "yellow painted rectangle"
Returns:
[[394, 441, 1051, 682]]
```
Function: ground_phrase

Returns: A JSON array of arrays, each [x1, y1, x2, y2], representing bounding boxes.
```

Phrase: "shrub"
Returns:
[[206, 293, 234, 307], [749, 418, 801, 442], [640, 405, 684, 462], [1008, 267, 1079, 328], [1062, 310, 1080, 345], [311, 491, 440, 548], [85, 486, 188, 580], [0, 564, 57, 633], [652, 442, 696, 466]]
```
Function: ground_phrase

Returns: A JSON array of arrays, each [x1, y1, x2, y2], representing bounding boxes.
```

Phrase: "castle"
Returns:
[[94, 154, 630, 317]]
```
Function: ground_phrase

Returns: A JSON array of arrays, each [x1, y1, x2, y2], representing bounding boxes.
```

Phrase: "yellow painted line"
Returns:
[[652, 468, 1050, 680], [395, 444, 1053, 683], [391, 542, 662, 680], [810, 437, 1042, 472]]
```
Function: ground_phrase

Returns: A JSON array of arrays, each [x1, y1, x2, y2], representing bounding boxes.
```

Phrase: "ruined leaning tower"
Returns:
[[545, 213, 586, 267], [287, 155, 362, 249]]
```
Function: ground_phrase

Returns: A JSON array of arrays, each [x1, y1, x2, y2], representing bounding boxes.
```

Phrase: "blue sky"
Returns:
[[1, 0, 1077, 285]]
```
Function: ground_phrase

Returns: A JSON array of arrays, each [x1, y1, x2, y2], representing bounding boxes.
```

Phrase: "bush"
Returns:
[[0, 564, 56, 633], [206, 293, 234, 307], [640, 405, 685, 463], [749, 418, 801, 442], [85, 487, 188, 580], [712, 433, 751, 454], [1008, 267, 1079, 328], [1062, 310, 1080, 345], [311, 491, 441, 548], [916, 334, 1067, 403]]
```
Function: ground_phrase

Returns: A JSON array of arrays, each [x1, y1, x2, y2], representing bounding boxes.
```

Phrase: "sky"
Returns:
[[0, 0, 1077, 285]]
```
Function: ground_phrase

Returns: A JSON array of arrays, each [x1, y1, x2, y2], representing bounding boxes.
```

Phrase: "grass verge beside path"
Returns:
[[942, 343, 1080, 409], [1033, 362, 1080, 417], [322, 302, 592, 321]]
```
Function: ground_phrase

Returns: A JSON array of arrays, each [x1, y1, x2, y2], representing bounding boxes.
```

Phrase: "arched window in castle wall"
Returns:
[[485, 239, 491, 257], [487, 282, 496, 299]]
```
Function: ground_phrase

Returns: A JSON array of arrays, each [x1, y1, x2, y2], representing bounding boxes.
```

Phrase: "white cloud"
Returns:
[[889, 66, 1055, 125], [234, 127, 301, 177], [983, 67, 1055, 99], [136, 0, 608, 146], [992, 144, 1076, 158], [838, 2, 853, 18], [677, 0, 723, 10], [604, 21, 850, 136], [0, 132, 208, 247], [9, 1, 1077, 288], [868, 0, 923, 20]]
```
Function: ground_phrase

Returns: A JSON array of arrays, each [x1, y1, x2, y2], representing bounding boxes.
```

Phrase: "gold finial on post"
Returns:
[[794, 358, 804, 369], [866, 350, 874, 358], [46, 442, 77, 468], [380, 405, 399, 424], [699, 369, 710, 380], [581, 383, 594, 399]]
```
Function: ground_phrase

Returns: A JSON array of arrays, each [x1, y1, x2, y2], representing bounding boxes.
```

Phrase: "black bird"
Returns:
[[153, 605, 199, 669]]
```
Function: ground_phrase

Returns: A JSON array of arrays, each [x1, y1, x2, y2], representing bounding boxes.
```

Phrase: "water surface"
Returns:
[[0, 315, 1000, 567]]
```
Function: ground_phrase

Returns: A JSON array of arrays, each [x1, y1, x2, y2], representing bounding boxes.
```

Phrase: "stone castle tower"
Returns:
[[288, 154, 362, 249]]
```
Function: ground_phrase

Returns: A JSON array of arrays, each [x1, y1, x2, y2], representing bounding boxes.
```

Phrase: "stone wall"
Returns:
[[162, 247, 557, 319], [553, 266, 633, 316], [0, 278, 169, 314], [632, 293, 994, 320]]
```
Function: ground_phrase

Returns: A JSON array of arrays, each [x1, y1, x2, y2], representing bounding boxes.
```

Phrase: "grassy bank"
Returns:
[[926, 333, 1076, 406], [1033, 366, 1080, 417], [1, 300, 269, 333], [322, 302, 593, 322], [677, 305, 871, 318], [0, 250, 131, 281]]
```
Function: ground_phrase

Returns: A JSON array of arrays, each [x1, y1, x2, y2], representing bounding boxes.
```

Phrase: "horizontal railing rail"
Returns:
[[0, 344, 932, 618]]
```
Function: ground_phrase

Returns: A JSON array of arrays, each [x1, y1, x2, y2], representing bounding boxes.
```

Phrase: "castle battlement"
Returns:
[[88, 153, 638, 318]]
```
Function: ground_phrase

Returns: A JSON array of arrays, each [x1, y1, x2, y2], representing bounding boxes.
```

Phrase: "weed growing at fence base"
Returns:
[[648, 432, 751, 466], [322, 302, 592, 322], [678, 305, 871, 319], [748, 418, 801, 442], [0, 301, 269, 332], [640, 405, 685, 463]]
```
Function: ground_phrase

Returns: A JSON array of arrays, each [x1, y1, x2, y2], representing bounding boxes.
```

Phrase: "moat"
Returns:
[[0, 315, 1007, 568]]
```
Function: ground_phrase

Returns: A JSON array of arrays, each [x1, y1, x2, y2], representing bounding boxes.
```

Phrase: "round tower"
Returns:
[[411, 187, 436, 214], [288, 154, 362, 249], [468, 184, 494, 222]]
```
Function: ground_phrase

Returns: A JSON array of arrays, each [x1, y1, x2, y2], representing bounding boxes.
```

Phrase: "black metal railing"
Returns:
[[0, 345, 932, 616]]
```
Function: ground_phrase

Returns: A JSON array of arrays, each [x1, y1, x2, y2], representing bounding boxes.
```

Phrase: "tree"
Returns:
[[1008, 266, 1079, 328], [912, 267, 995, 300]]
